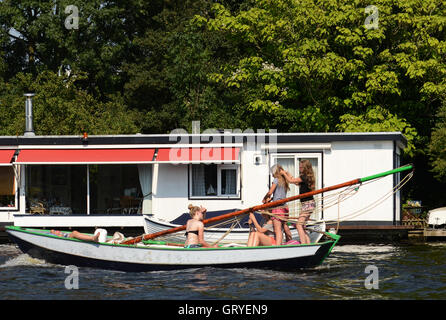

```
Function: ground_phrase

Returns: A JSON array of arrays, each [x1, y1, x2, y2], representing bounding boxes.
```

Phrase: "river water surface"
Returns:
[[1, 242, 445, 300]]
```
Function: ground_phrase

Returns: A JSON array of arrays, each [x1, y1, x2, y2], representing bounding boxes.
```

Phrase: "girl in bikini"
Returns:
[[247, 212, 277, 246], [184, 204, 218, 248], [50, 229, 102, 242], [281, 160, 316, 244]]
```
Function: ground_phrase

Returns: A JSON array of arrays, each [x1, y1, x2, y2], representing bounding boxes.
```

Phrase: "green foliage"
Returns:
[[123, 0, 241, 133], [429, 101, 446, 181], [337, 106, 417, 155], [193, 0, 445, 149], [0, 71, 139, 135]]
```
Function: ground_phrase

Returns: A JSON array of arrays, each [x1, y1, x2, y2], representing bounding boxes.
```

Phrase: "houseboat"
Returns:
[[0, 127, 408, 239]]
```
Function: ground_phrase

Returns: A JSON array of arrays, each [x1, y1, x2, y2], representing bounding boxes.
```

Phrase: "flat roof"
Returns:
[[0, 132, 407, 148]]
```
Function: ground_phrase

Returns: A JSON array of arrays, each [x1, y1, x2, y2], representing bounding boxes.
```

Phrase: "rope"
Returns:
[[325, 171, 414, 225], [257, 170, 413, 229], [210, 215, 244, 246]]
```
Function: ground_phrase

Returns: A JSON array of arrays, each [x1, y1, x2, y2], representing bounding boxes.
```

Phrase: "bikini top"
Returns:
[[185, 230, 199, 237]]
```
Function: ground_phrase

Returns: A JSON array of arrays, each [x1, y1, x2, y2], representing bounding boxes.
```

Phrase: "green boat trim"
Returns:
[[6, 225, 338, 251], [318, 232, 341, 265]]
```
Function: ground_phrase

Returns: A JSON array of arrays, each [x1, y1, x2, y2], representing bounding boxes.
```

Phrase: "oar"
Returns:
[[122, 164, 413, 245]]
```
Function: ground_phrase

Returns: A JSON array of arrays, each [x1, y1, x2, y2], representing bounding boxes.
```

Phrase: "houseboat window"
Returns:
[[0, 166, 16, 208], [89, 164, 142, 214], [26, 165, 87, 214], [190, 164, 239, 197], [191, 164, 217, 196], [219, 167, 237, 195], [26, 164, 146, 215]]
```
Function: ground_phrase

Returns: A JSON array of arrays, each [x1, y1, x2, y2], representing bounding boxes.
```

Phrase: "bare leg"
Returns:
[[283, 223, 292, 241], [247, 231, 256, 247], [249, 232, 261, 247], [272, 219, 283, 245], [70, 230, 99, 242], [257, 233, 275, 246], [296, 214, 310, 244]]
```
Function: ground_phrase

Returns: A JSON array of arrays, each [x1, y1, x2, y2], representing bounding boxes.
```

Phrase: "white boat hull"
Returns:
[[427, 207, 446, 226], [6, 227, 338, 271]]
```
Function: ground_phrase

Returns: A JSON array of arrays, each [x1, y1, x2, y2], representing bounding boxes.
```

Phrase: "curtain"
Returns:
[[137, 164, 152, 214], [223, 169, 236, 195], [192, 165, 206, 196], [276, 157, 296, 195]]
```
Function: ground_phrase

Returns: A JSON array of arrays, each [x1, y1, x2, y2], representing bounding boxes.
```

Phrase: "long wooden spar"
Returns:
[[122, 164, 413, 245]]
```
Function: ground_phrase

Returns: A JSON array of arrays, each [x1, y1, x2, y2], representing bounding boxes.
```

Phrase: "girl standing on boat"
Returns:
[[184, 204, 218, 248], [262, 164, 292, 245], [281, 160, 315, 244]]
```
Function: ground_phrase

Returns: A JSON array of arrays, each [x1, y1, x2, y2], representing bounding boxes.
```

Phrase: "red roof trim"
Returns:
[[0, 150, 15, 165], [156, 147, 240, 163], [15, 149, 156, 164]]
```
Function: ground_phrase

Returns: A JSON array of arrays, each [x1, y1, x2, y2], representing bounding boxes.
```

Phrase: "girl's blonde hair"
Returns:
[[300, 160, 315, 190], [271, 164, 290, 192], [188, 204, 201, 217]]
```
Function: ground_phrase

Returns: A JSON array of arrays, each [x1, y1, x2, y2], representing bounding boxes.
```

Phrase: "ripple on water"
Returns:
[[0, 243, 445, 299]]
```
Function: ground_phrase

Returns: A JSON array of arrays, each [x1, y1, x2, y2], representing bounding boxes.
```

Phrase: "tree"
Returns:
[[193, 0, 445, 154], [0, 71, 139, 135], [0, 0, 146, 97], [123, 0, 243, 133], [429, 101, 446, 181]]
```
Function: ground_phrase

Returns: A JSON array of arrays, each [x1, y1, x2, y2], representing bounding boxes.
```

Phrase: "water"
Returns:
[[1, 242, 445, 300]]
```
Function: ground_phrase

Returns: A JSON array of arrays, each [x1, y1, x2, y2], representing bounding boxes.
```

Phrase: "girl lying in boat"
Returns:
[[184, 204, 218, 248], [49, 228, 124, 244], [50, 229, 103, 242]]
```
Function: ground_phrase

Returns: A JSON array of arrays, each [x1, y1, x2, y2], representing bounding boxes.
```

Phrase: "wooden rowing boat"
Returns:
[[6, 165, 413, 271], [6, 226, 339, 271]]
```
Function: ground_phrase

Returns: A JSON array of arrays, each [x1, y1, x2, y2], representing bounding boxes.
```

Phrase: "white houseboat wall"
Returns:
[[0, 131, 407, 234]]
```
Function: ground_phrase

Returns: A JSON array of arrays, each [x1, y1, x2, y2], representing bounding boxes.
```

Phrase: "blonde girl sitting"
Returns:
[[184, 204, 218, 248]]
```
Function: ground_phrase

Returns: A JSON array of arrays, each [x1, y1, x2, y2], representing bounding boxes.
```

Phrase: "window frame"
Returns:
[[0, 165, 19, 211], [188, 163, 241, 200]]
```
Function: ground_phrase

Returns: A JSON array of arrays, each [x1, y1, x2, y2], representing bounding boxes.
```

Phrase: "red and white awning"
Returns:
[[15, 149, 156, 164], [0, 150, 15, 166], [155, 147, 240, 164], [13, 147, 240, 164]]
